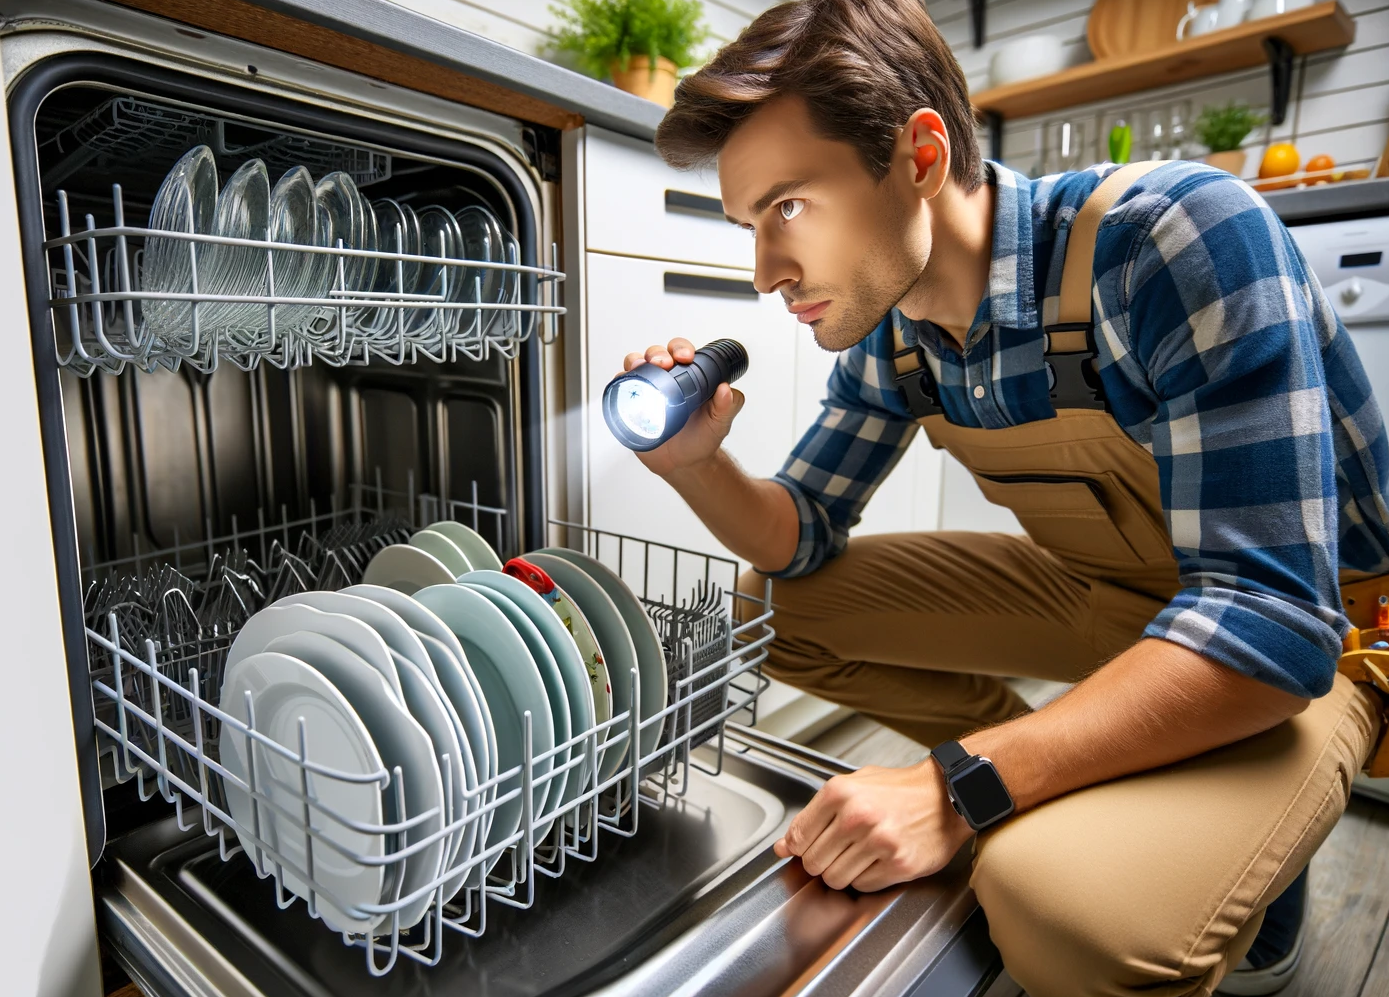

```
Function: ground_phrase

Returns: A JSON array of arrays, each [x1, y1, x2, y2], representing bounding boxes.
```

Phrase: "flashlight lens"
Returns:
[[615, 378, 668, 440]]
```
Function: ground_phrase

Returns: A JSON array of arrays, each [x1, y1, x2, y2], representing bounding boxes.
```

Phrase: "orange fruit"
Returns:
[[1305, 154, 1335, 174], [1259, 143, 1300, 179]]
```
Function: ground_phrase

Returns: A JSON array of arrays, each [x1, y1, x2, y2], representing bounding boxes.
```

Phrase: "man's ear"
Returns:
[[901, 108, 950, 195]]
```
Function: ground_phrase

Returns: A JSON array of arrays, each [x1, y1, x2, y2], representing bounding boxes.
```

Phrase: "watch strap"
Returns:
[[931, 739, 971, 773]]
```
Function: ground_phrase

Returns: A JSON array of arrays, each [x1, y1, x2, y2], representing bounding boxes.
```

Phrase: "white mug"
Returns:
[[1249, 0, 1312, 19], [1177, 0, 1248, 39]]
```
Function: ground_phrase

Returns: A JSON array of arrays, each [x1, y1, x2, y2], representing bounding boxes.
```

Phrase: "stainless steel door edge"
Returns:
[[101, 859, 262, 997]]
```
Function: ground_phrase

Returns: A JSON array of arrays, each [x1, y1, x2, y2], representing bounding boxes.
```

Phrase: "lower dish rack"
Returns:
[[84, 479, 773, 976]]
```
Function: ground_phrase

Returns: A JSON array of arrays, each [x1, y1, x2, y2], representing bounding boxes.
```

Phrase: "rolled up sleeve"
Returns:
[[770, 319, 918, 578], [1118, 172, 1346, 698]]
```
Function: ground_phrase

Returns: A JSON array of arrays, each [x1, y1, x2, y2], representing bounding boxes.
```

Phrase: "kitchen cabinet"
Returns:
[[585, 127, 754, 270]]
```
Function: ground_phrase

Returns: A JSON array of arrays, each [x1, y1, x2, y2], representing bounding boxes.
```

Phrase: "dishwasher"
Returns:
[[2, 2, 998, 995]]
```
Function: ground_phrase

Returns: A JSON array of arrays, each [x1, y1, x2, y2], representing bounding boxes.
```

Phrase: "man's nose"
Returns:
[[753, 236, 798, 297]]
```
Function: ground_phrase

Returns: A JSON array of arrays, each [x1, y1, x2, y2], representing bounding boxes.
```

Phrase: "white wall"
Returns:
[[932, 0, 1389, 180]]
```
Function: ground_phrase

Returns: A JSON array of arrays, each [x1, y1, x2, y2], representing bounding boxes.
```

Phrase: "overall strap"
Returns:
[[892, 161, 1170, 422]]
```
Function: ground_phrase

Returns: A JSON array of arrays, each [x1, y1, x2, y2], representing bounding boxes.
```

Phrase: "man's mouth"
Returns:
[[787, 300, 831, 324]]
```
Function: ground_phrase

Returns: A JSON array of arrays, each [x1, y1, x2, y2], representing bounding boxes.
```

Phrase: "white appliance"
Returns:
[[0, 2, 998, 995], [1288, 213, 1389, 804]]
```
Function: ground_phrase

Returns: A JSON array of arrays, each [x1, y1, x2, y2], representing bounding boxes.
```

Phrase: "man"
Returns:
[[620, 1, 1389, 995]]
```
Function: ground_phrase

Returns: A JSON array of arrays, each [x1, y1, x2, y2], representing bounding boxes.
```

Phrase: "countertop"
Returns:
[[233, 0, 667, 140], [1264, 176, 1389, 224]]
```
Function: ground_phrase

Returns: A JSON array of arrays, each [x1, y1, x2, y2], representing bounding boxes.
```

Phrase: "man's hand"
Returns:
[[773, 760, 975, 892], [617, 338, 745, 479]]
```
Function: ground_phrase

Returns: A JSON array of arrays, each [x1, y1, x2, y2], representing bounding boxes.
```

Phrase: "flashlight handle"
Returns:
[[692, 338, 748, 388]]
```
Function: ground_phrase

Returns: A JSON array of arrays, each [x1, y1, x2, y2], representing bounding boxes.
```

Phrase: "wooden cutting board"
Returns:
[[1087, 0, 1193, 59]]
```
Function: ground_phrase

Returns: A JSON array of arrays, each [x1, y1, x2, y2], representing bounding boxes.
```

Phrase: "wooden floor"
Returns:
[[805, 681, 1389, 997]]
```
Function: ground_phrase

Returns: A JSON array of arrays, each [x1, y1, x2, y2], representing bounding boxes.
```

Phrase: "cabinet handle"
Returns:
[[665, 189, 725, 219], [664, 272, 759, 298]]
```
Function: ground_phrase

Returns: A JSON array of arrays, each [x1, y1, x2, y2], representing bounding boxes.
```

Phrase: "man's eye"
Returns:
[[779, 199, 805, 221]]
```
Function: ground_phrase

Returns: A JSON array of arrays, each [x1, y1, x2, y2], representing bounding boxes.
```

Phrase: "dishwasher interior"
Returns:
[[14, 38, 997, 997]]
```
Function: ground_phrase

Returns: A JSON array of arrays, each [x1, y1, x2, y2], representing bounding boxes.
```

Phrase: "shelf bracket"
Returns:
[[1263, 36, 1295, 127], [985, 111, 1004, 163], [970, 0, 985, 48]]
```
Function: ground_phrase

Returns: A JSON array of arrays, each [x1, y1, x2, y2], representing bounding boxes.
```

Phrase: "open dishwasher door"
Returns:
[[99, 726, 998, 997], [2, 3, 998, 994]]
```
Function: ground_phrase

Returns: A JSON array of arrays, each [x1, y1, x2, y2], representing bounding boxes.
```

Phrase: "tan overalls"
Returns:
[[741, 164, 1388, 997]]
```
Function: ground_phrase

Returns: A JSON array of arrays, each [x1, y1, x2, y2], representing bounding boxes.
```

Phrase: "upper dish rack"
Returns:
[[45, 183, 565, 376], [43, 96, 394, 190], [86, 480, 773, 976]]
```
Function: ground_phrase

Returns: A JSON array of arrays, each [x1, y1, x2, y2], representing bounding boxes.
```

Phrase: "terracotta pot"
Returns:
[[610, 56, 678, 108], [1204, 150, 1247, 177]]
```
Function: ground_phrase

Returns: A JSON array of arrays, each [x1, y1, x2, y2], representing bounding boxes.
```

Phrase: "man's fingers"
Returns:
[[781, 776, 848, 857], [821, 841, 877, 892], [623, 351, 649, 372], [644, 344, 676, 367], [799, 814, 851, 878], [849, 861, 901, 894], [668, 337, 696, 361]]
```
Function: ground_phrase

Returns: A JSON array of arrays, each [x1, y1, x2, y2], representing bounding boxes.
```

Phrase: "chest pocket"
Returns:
[[972, 469, 1173, 573]]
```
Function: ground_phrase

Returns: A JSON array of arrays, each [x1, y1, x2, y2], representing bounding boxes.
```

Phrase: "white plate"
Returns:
[[391, 649, 475, 903], [275, 591, 433, 680], [362, 544, 457, 594], [229, 603, 403, 704], [287, 590, 477, 893], [428, 520, 504, 572], [463, 570, 595, 805], [536, 548, 668, 762], [219, 651, 386, 935], [460, 581, 570, 839], [340, 583, 497, 885], [410, 529, 473, 577], [415, 584, 555, 855], [262, 630, 445, 931], [414, 632, 493, 887], [523, 553, 638, 784]]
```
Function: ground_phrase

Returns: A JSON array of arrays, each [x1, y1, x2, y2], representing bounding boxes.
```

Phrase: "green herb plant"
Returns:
[[550, 0, 710, 79], [1193, 102, 1268, 154]]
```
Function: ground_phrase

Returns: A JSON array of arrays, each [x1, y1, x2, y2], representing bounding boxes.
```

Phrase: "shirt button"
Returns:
[[973, 385, 985, 399]]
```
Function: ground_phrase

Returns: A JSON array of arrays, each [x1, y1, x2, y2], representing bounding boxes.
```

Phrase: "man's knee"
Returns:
[[971, 813, 1256, 997], [735, 566, 846, 689]]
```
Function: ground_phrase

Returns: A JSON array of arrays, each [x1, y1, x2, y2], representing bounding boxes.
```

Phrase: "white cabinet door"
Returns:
[[585, 253, 798, 560], [585, 128, 755, 271]]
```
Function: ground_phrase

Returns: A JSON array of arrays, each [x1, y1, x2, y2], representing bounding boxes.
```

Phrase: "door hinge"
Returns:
[[522, 125, 561, 182]]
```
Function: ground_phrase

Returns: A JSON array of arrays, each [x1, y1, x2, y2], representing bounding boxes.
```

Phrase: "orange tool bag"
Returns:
[[1336, 574, 1389, 776]]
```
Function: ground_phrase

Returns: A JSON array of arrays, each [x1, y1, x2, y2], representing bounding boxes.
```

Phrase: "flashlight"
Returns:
[[603, 339, 749, 451]]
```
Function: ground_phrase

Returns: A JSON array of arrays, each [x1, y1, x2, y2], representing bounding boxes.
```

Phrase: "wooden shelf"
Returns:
[[972, 1, 1355, 120]]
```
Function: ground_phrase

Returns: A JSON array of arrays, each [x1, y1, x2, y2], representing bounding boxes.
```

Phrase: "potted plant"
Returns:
[[1193, 101, 1268, 176], [550, 0, 709, 108]]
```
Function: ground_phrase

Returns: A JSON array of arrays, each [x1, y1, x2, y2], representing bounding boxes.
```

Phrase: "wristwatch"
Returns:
[[930, 740, 1015, 832]]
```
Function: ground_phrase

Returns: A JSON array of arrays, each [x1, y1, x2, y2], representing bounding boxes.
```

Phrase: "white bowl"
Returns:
[[989, 34, 1066, 88]]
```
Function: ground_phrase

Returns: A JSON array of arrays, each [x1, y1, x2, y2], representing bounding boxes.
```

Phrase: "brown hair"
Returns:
[[655, 0, 982, 192]]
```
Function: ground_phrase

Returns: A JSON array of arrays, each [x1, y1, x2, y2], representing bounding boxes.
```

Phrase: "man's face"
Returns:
[[719, 95, 931, 352]]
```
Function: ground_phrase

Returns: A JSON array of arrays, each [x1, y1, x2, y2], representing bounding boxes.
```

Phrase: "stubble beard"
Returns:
[[809, 250, 926, 353]]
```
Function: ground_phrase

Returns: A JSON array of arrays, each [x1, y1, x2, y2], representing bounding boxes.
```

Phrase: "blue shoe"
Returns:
[[1215, 866, 1309, 995]]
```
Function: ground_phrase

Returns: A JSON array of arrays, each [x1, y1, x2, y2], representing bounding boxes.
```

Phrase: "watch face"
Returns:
[[952, 760, 1013, 825]]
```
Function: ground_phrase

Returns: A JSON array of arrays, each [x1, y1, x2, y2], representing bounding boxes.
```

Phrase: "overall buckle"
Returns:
[[1044, 322, 1108, 412], [892, 343, 944, 419]]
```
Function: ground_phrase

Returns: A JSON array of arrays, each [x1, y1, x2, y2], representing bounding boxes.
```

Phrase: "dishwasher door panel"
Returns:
[[99, 739, 995, 997]]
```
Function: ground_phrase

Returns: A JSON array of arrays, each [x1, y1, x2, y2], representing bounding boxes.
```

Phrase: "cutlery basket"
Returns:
[[83, 478, 774, 976]]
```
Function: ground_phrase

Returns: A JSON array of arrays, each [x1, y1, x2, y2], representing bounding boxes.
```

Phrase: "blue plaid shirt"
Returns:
[[774, 161, 1389, 699]]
